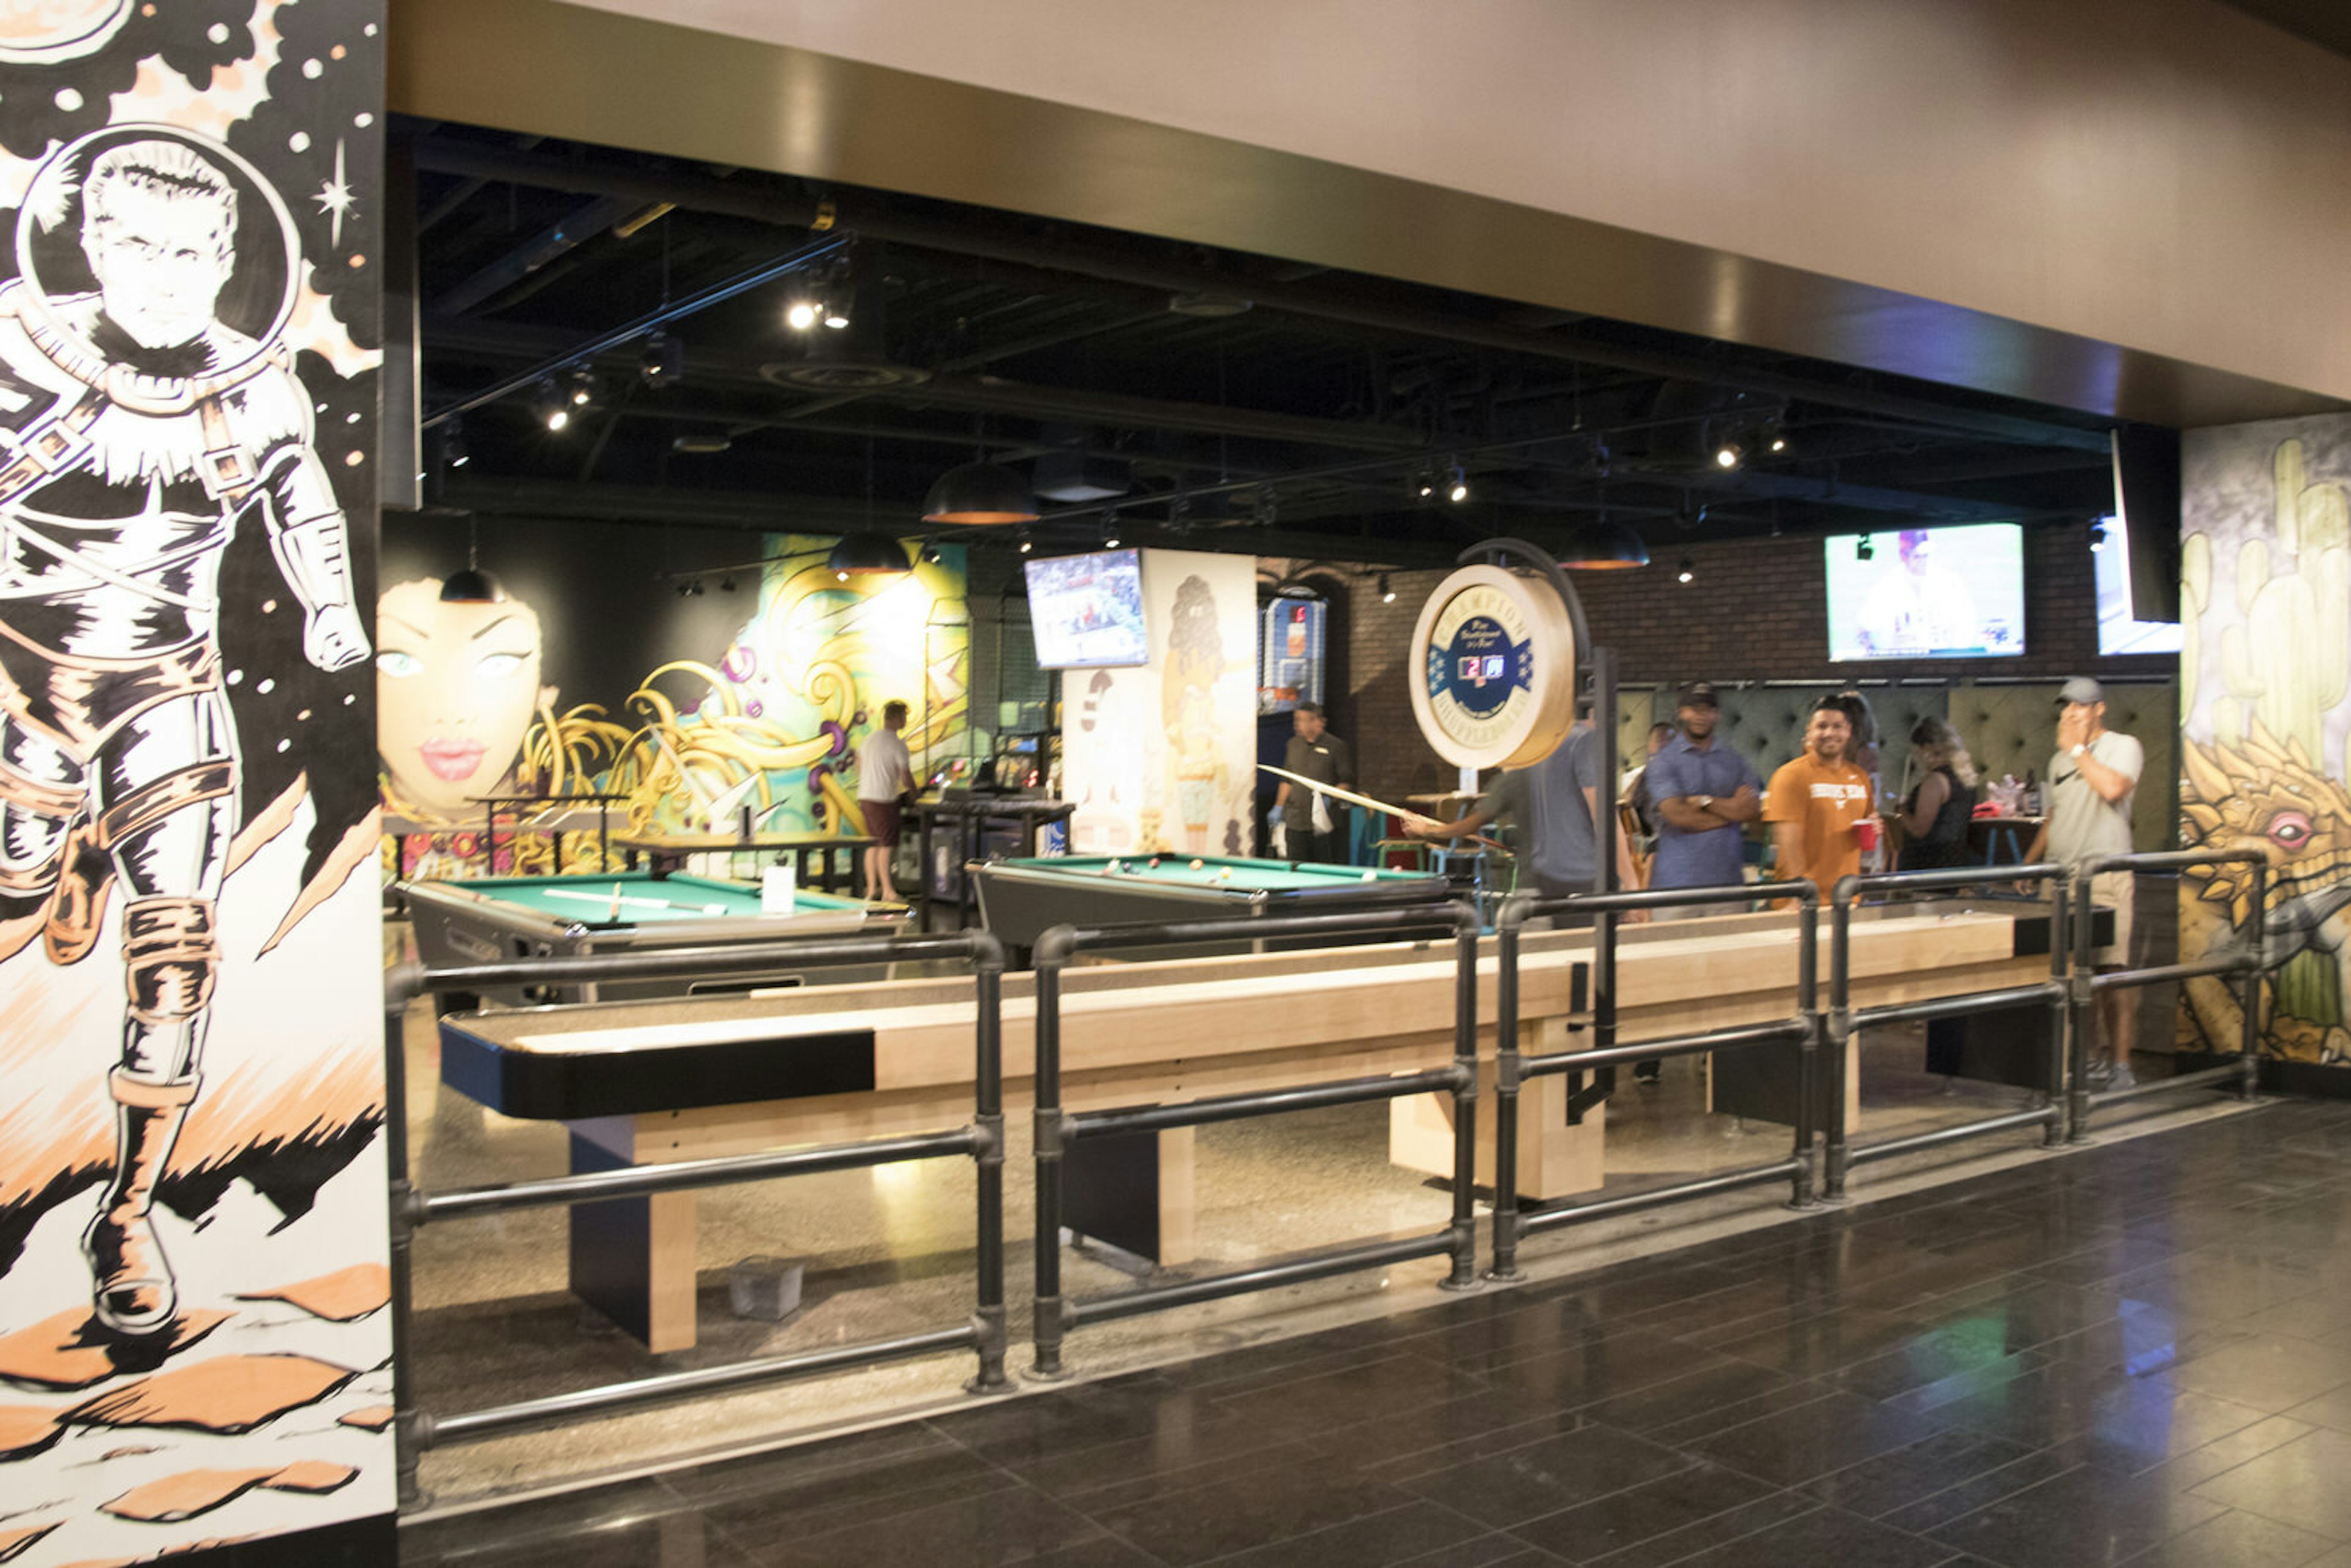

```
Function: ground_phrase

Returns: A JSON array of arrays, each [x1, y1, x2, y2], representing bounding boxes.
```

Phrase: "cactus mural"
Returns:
[[2178, 416, 2351, 1071]]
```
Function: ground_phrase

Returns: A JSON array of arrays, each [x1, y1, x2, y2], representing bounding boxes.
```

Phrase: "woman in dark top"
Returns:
[[1899, 716, 1979, 870]]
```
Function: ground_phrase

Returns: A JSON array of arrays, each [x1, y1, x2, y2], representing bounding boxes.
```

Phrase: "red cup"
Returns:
[[1854, 817, 1879, 852]]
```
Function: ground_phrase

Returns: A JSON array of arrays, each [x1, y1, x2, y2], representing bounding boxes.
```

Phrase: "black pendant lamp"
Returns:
[[441, 520, 504, 601], [1558, 516, 1651, 571], [827, 533, 912, 580], [921, 460, 1037, 525]]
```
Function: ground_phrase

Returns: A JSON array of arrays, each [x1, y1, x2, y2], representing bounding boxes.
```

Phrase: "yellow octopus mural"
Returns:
[[2178, 427, 2351, 1066], [381, 539, 969, 879]]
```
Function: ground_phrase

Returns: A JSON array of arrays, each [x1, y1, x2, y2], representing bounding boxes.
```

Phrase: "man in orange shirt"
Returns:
[[1763, 698, 1878, 898]]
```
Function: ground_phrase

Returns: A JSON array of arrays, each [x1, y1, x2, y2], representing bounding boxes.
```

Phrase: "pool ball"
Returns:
[[1361, 871, 1377, 881], [1189, 858, 1204, 870], [1149, 856, 1162, 868], [1106, 859, 1122, 872], [1216, 868, 1232, 882]]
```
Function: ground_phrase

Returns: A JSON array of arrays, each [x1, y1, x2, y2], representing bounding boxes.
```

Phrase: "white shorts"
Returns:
[[2090, 868, 2135, 967]]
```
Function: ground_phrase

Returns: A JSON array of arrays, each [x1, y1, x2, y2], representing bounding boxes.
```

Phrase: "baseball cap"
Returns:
[[1678, 681, 1720, 709], [2057, 676, 2104, 706]]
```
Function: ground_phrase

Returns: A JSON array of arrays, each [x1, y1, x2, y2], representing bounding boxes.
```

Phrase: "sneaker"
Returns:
[[2085, 1057, 2115, 1089], [1633, 1061, 1662, 1086], [2106, 1065, 2137, 1092]]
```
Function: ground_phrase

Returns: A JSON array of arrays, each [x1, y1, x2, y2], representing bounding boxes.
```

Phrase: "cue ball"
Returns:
[[1189, 858, 1204, 870], [1361, 871, 1377, 881], [1106, 859, 1122, 872]]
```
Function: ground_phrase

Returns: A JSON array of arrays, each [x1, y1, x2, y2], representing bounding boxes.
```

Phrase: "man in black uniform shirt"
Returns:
[[1272, 702, 1354, 863]]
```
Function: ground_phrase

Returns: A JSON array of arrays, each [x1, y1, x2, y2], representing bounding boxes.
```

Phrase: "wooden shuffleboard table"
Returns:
[[430, 893, 2109, 1351], [973, 853, 1451, 953]]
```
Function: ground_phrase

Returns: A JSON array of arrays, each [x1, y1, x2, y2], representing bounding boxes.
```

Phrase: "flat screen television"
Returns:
[[2093, 513, 2185, 655], [1825, 523, 2025, 660], [1025, 548, 1150, 669]]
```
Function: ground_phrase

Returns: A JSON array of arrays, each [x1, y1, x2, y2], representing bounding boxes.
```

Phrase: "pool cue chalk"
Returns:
[[1189, 858, 1204, 870]]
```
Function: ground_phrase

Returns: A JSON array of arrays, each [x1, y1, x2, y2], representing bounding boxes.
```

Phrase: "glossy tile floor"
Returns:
[[399, 1094, 2351, 1567]]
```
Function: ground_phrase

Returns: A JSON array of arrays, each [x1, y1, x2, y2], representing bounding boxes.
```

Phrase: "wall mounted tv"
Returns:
[[1025, 547, 1150, 669], [1825, 523, 2025, 661], [2093, 512, 2185, 656]]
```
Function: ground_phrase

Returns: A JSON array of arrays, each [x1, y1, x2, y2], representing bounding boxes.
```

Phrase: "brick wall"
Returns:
[[1284, 523, 2177, 800]]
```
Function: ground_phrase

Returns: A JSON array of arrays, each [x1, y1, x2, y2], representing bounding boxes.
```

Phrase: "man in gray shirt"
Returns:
[[2026, 677, 2144, 1087], [1402, 721, 1641, 915]]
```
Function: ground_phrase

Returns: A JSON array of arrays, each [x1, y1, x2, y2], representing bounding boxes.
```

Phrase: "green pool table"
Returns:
[[403, 871, 908, 1004], [972, 853, 1451, 955]]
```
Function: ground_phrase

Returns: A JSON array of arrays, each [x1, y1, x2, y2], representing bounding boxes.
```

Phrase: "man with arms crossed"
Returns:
[[1645, 683, 1764, 918], [2025, 678, 2143, 1088]]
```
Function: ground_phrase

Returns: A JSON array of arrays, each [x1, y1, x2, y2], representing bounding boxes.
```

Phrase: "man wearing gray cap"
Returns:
[[2026, 677, 2145, 1087]]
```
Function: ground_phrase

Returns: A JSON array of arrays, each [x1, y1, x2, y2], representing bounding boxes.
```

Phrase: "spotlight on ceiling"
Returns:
[[1856, 534, 1875, 562], [2090, 522, 2107, 552], [920, 538, 944, 565], [1714, 438, 1745, 470], [439, 568, 504, 604], [533, 378, 569, 432], [440, 419, 468, 469], [1677, 557, 1695, 585], [823, 301, 852, 330], [1379, 573, 1395, 604], [786, 298, 821, 331], [1415, 470, 1435, 500], [1559, 517, 1651, 571], [567, 367, 595, 407], [1017, 530, 1034, 555], [1447, 463, 1469, 503], [641, 334, 685, 388], [827, 533, 910, 580], [1101, 511, 1120, 550], [720, 574, 738, 592], [922, 460, 1038, 525]]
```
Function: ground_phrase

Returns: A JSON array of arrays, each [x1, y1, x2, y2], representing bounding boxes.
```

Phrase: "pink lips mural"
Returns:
[[419, 739, 484, 782]]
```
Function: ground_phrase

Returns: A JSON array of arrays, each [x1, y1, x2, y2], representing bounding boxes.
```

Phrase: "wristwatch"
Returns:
[[1696, 794, 1714, 812], [2069, 744, 2087, 759]]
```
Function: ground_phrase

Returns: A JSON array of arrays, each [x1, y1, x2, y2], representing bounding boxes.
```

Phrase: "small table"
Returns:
[[615, 831, 874, 894], [1968, 814, 2045, 868], [908, 795, 1076, 929]]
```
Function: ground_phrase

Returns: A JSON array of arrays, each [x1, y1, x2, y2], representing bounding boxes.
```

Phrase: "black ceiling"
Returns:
[[403, 121, 2130, 570]]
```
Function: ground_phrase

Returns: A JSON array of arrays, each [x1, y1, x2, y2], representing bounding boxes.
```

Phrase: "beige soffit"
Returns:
[[390, 0, 2351, 425]]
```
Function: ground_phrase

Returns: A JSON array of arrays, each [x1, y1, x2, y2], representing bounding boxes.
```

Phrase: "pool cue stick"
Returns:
[[1257, 765, 1507, 855], [609, 881, 622, 920]]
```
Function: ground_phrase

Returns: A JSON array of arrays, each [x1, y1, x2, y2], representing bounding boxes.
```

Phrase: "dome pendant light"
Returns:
[[827, 533, 912, 580], [921, 460, 1038, 525], [1558, 516, 1651, 571]]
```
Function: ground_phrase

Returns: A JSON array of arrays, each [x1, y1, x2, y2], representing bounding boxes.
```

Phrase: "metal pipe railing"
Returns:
[[1825, 865, 2070, 1197], [383, 927, 1010, 1507], [2071, 848, 2267, 1138], [1026, 899, 1480, 1379], [1489, 880, 1821, 1280]]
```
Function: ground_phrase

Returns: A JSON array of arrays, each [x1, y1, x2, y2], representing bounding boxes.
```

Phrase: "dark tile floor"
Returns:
[[400, 1097, 2351, 1568]]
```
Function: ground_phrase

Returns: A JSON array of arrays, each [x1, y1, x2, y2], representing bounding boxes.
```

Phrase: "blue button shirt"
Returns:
[[1644, 733, 1762, 888]]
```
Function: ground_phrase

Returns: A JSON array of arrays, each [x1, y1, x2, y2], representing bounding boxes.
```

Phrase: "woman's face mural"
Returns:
[[376, 578, 555, 819]]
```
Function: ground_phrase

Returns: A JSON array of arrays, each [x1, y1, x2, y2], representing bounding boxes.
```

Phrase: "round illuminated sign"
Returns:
[[1408, 565, 1577, 769]]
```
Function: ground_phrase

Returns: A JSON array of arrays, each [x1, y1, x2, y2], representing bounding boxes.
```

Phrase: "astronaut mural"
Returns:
[[2177, 416, 2351, 1081], [0, 5, 393, 1565]]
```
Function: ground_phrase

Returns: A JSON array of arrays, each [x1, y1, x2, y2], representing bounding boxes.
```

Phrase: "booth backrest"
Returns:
[[1609, 680, 2176, 851]]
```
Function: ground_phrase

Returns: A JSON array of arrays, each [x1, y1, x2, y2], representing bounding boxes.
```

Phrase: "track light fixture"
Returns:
[[567, 367, 595, 408], [1714, 437, 1744, 470], [786, 297, 820, 331], [1447, 462, 1469, 503], [1379, 573, 1395, 604], [440, 419, 468, 469], [2090, 522, 2107, 552], [1101, 511, 1120, 550], [640, 334, 684, 389], [1017, 530, 1033, 554], [1856, 534, 1875, 562], [1677, 557, 1695, 585], [823, 301, 852, 330], [1414, 469, 1435, 500], [532, 378, 569, 432], [920, 538, 944, 565]]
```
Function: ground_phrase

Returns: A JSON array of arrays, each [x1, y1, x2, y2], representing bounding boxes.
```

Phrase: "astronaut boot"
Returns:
[[81, 1068, 199, 1335], [43, 816, 115, 965]]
